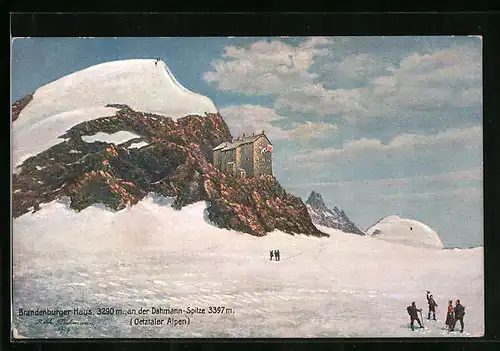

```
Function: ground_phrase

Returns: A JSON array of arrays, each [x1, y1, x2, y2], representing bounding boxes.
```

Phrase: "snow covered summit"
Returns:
[[12, 59, 219, 167], [14, 59, 218, 129], [365, 215, 444, 249]]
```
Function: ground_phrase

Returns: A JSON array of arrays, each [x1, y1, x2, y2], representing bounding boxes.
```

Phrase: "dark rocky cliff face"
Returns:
[[12, 93, 33, 122], [204, 173, 327, 237], [12, 101, 327, 238], [306, 191, 365, 235]]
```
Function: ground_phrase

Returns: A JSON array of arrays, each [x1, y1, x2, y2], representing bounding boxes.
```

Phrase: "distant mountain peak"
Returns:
[[305, 191, 365, 236], [306, 190, 328, 211]]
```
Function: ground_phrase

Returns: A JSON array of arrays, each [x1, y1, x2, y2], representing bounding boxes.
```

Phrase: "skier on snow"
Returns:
[[406, 302, 424, 331], [269, 250, 274, 261], [450, 299, 465, 333], [276, 249, 281, 261], [426, 291, 438, 320], [445, 300, 454, 329]]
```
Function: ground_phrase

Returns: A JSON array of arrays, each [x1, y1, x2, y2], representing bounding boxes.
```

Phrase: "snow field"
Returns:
[[12, 195, 483, 338]]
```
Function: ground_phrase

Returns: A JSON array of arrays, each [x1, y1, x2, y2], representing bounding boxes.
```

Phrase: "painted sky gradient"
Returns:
[[11, 36, 483, 248]]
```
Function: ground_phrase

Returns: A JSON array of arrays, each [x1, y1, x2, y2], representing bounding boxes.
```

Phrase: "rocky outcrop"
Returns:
[[204, 172, 327, 237], [12, 104, 229, 215], [306, 191, 364, 235], [12, 103, 327, 238], [12, 92, 33, 122]]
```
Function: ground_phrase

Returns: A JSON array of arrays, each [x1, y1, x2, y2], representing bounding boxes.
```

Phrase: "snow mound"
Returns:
[[81, 131, 140, 144], [12, 107, 119, 168], [128, 141, 149, 149], [14, 59, 218, 129], [365, 215, 444, 249]]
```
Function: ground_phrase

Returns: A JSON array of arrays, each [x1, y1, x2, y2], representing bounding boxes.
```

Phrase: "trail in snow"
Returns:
[[12, 195, 484, 338]]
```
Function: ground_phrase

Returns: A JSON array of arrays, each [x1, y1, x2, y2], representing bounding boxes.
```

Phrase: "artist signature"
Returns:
[[35, 318, 93, 335]]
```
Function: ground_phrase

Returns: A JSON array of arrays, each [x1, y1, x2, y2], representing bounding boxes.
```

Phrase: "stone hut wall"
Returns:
[[253, 136, 273, 176]]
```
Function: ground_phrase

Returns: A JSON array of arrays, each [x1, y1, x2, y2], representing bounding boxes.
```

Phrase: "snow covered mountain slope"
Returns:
[[305, 191, 365, 235], [12, 107, 120, 167], [12, 59, 218, 167], [15, 59, 217, 127], [12, 195, 483, 338], [365, 215, 445, 249]]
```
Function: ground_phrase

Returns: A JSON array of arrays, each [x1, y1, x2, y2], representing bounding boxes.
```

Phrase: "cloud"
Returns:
[[205, 38, 482, 122], [459, 88, 483, 106], [220, 105, 289, 140], [289, 121, 339, 140], [468, 35, 483, 41], [219, 104, 339, 141], [331, 45, 483, 118], [289, 168, 482, 189], [203, 38, 334, 95], [368, 186, 482, 203], [369, 46, 483, 110], [274, 84, 366, 116], [291, 125, 482, 165], [322, 53, 385, 83]]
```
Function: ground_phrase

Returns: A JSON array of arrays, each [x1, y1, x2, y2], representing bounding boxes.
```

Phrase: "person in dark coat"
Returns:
[[276, 249, 281, 261], [269, 250, 274, 261], [445, 300, 454, 329], [426, 291, 438, 320], [450, 299, 465, 332], [273, 250, 278, 261], [406, 302, 424, 331]]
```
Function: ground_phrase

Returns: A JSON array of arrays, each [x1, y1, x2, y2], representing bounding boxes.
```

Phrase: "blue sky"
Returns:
[[11, 36, 483, 248]]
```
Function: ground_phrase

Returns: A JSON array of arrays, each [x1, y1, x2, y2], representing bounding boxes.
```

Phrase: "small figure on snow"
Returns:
[[276, 249, 280, 261], [426, 291, 438, 320], [450, 299, 465, 333], [269, 250, 274, 261], [445, 300, 454, 329], [406, 302, 424, 331], [273, 249, 278, 261]]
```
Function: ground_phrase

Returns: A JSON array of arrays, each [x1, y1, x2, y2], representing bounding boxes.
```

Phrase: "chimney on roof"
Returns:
[[242, 133, 246, 138], [252, 132, 255, 136], [262, 130, 265, 135]]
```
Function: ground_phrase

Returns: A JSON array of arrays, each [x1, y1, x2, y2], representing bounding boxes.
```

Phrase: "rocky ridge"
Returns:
[[306, 191, 364, 235], [12, 103, 327, 238]]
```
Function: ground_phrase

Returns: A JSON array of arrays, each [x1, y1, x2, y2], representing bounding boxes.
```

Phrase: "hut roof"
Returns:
[[213, 132, 271, 152]]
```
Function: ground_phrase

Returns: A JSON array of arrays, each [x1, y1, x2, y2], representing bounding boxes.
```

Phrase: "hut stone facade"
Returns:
[[213, 131, 273, 177]]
